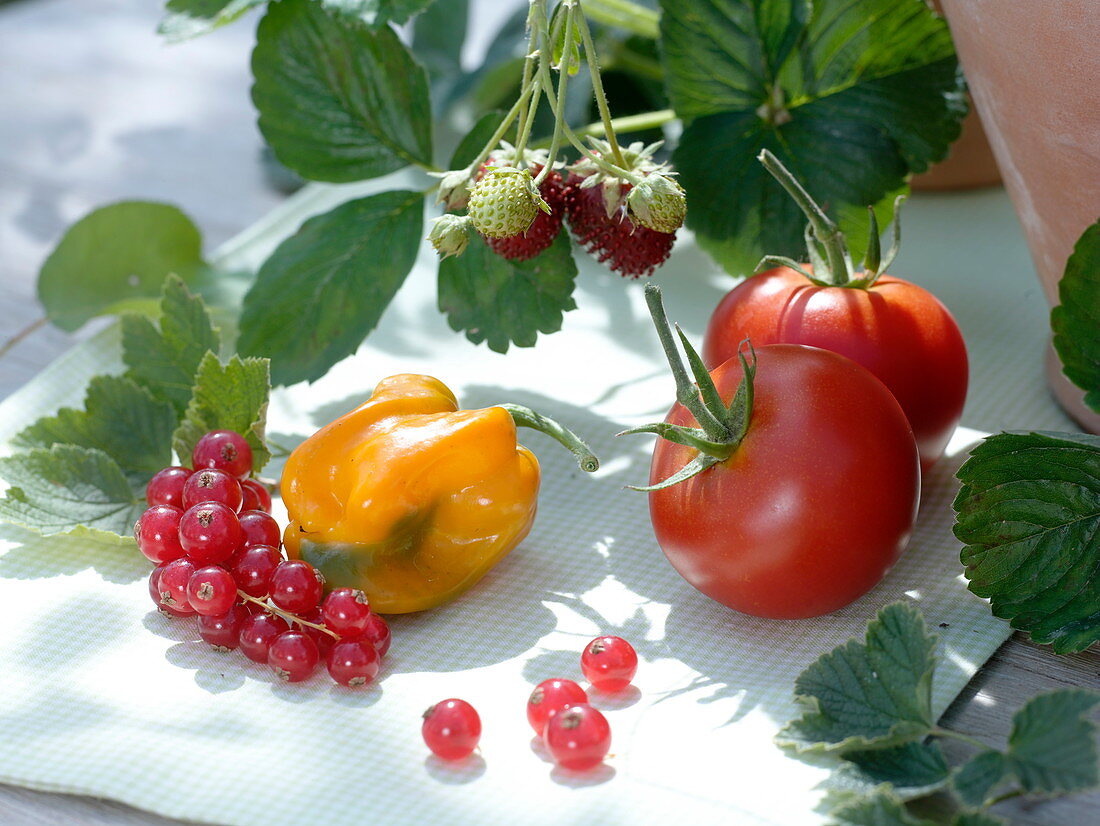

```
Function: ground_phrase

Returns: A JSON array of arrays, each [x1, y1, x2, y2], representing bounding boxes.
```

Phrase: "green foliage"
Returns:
[[953, 430, 1100, 653], [121, 275, 221, 416], [438, 231, 578, 353], [0, 446, 145, 536], [236, 191, 423, 386], [37, 202, 205, 332], [951, 751, 1007, 809], [173, 353, 271, 473], [321, 0, 437, 27], [413, 0, 468, 84], [828, 789, 936, 826], [1007, 689, 1100, 794], [158, 0, 264, 42], [777, 603, 936, 753], [1051, 219, 1100, 412], [251, 0, 433, 182], [842, 743, 951, 799], [661, 0, 965, 275]]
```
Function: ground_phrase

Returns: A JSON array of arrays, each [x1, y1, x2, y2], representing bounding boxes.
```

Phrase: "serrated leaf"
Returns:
[[953, 430, 1100, 653], [237, 191, 422, 385], [951, 814, 1007, 826], [437, 230, 577, 353], [1052, 219, 1100, 412], [828, 789, 937, 826], [251, 0, 432, 182], [661, 0, 964, 276], [122, 275, 220, 415], [0, 446, 144, 536], [158, 0, 264, 42], [320, 0, 435, 27], [1006, 688, 1100, 794], [840, 742, 951, 799], [173, 353, 271, 472], [37, 202, 205, 332], [777, 603, 936, 754], [951, 750, 1007, 809], [13, 376, 177, 476]]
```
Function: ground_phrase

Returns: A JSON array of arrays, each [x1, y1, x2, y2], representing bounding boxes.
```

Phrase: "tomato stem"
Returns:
[[501, 403, 600, 473]]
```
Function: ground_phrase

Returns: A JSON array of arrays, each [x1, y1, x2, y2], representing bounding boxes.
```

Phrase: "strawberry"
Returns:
[[485, 166, 566, 261], [468, 166, 549, 239]]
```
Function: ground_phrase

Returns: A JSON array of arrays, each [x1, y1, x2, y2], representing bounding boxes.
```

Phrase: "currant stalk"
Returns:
[[238, 590, 340, 639]]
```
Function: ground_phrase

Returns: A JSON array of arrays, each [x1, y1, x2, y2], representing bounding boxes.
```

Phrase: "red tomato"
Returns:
[[702, 267, 967, 475], [648, 344, 920, 619]]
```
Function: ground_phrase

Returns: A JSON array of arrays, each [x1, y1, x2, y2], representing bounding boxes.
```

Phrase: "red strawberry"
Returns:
[[565, 175, 675, 278], [485, 167, 566, 261]]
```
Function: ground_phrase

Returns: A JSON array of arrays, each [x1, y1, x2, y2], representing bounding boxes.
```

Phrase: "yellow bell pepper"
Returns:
[[280, 374, 598, 613]]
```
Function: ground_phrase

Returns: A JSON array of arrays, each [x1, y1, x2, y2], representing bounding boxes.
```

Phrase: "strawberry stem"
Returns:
[[575, 3, 628, 169], [535, 1, 576, 186], [584, 0, 659, 39]]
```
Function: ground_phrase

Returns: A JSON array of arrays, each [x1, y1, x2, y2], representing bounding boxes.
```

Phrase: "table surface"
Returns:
[[1, 1, 1097, 824]]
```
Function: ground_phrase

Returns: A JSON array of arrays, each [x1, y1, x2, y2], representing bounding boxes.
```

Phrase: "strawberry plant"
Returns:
[[9, 0, 967, 386]]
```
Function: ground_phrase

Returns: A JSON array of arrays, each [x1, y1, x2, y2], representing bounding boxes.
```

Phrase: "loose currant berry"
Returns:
[[239, 510, 280, 549], [192, 430, 253, 479], [178, 503, 244, 565], [238, 611, 290, 663], [543, 703, 611, 771], [422, 699, 481, 760], [362, 612, 391, 657], [198, 604, 249, 651], [270, 560, 324, 615], [146, 466, 192, 508], [186, 566, 238, 617], [527, 678, 588, 736], [320, 588, 372, 639], [182, 468, 244, 512], [134, 505, 186, 564], [268, 630, 320, 682], [298, 608, 337, 658], [158, 557, 197, 613], [581, 636, 638, 692], [327, 639, 380, 688], [232, 544, 282, 598], [240, 478, 272, 513], [149, 563, 193, 617]]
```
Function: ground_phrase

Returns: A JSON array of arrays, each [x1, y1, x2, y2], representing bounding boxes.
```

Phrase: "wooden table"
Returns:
[[1, 1, 1097, 823]]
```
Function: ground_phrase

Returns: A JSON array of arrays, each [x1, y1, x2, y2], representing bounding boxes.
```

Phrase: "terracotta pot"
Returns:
[[939, 0, 1100, 431]]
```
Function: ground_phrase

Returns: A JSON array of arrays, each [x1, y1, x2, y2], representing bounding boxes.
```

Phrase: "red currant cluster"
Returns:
[[422, 635, 637, 772], [134, 429, 390, 687]]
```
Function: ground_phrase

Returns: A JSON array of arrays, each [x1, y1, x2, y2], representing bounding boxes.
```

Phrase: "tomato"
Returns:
[[703, 266, 968, 475], [648, 344, 920, 619]]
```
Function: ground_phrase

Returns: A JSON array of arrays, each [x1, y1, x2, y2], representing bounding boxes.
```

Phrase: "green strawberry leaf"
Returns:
[[450, 110, 508, 169], [0, 446, 145, 536], [173, 353, 271, 473], [828, 789, 937, 826], [413, 0, 468, 85], [251, 0, 433, 182], [37, 202, 205, 332], [321, 0, 436, 27], [237, 190, 423, 386], [662, 0, 965, 276], [839, 742, 951, 800], [122, 275, 220, 416], [776, 603, 936, 754], [951, 750, 1008, 809], [1006, 689, 1100, 795], [158, 0, 265, 42], [951, 814, 1007, 826], [13, 376, 178, 477], [953, 430, 1100, 653], [438, 230, 578, 353], [1051, 219, 1100, 412]]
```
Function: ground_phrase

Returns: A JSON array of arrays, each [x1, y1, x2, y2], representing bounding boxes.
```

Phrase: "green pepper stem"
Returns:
[[501, 403, 600, 473]]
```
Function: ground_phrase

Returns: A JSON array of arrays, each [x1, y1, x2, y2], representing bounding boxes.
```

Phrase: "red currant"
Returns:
[[134, 505, 185, 563], [320, 588, 372, 639], [198, 604, 249, 650], [270, 560, 324, 614], [157, 557, 197, 613], [527, 678, 588, 736], [362, 612, 391, 657], [178, 503, 244, 565], [268, 630, 319, 682], [239, 510, 280, 549], [148, 564, 191, 617], [182, 468, 243, 512], [543, 704, 611, 771], [240, 478, 272, 513], [238, 611, 290, 663], [422, 699, 481, 760], [581, 635, 638, 692], [232, 544, 282, 598], [192, 430, 253, 479], [145, 466, 192, 508], [327, 639, 380, 687], [299, 608, 337, 658], [186, 565, 238, 617]]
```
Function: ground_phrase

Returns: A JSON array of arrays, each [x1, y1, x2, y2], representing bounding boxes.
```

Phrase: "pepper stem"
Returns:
[[501, 404, 600, 473]]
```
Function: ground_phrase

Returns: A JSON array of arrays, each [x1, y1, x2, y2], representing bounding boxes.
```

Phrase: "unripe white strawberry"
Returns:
[[427, 214, 473, 259], [468, 167, 549, 238], [627, 174, 686, 234]]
